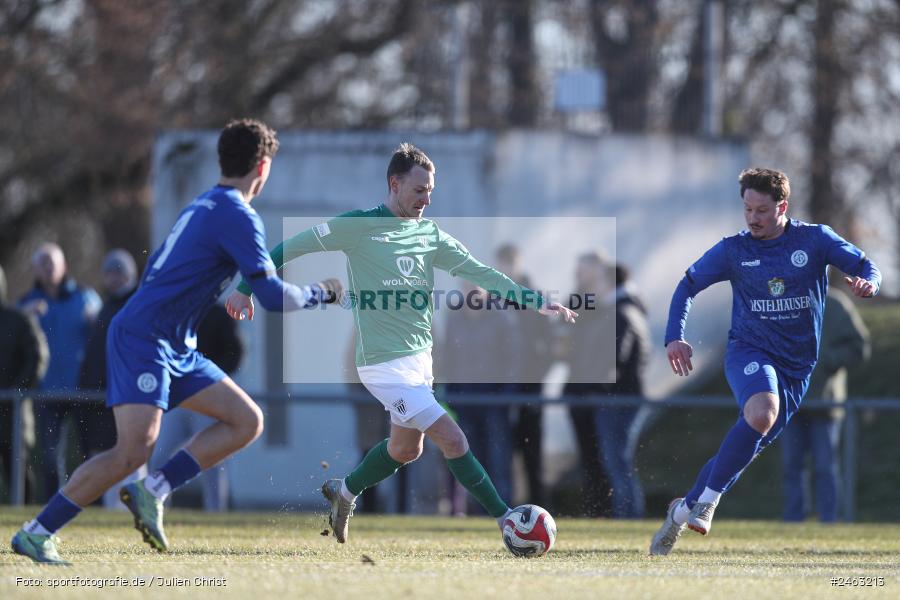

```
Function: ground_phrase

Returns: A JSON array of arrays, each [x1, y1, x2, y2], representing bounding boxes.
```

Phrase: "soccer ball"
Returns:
[[501, 504, 557, 557]]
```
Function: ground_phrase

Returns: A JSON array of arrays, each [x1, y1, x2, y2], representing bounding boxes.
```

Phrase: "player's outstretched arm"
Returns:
[[226, 278, 343, 320], [663, 240, 730, 377], [820, 224, 882, 297], [539, 303, 578, 323]]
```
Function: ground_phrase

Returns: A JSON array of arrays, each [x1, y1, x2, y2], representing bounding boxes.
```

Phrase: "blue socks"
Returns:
[[33, 491, 82, 534], [685, 417, 764, 508], [159, 449, 202, 490], [683, 457, 716, 508]]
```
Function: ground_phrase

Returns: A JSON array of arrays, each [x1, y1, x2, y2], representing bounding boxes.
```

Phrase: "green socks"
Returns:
[[344, 439, 403, 496], [344, 442, 510, 519], [446, 450, 509, 518]]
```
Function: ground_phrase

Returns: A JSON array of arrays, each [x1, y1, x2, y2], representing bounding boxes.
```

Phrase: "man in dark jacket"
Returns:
[[18, 243, 101, 499], [76, 250, 140, 507], [440, 281, 520, 513], [593, 264, 649, 518], [781, 286, 869, 522], [0, 264, 49, 502], [564, 251, 616, 516], [495, 243, 551, 506]]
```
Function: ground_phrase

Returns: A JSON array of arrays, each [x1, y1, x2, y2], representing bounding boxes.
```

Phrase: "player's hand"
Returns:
[[226, 290, 254, 321], [539, 302, 578, 323], [315, 278, 344, 304], [666, 340, 693, 376], [844, 276, 876, 298]]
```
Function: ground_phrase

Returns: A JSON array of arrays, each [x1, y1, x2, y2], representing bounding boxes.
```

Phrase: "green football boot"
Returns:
[[11, 529, 70, 565], [120, 480, 169, 551]]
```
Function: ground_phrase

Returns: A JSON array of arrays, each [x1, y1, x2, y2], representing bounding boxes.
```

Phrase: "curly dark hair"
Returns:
[[738, 167, 791, 204], [217, 118, 280, 178], [386, 142, 434, 190]]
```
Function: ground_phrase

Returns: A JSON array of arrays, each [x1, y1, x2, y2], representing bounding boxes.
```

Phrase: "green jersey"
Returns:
[[238, 204, 543, 367]]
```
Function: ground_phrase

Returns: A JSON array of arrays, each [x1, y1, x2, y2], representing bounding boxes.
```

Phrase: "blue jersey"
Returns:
[[114, 185, 293, 352], [665, 219, 881, 379]]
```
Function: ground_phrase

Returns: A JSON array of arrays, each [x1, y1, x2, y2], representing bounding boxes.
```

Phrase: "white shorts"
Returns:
[[357, 350, 446, 432]]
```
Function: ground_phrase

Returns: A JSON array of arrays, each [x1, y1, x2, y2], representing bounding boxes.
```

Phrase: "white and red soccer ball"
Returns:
[[501, 504, 557, 558]]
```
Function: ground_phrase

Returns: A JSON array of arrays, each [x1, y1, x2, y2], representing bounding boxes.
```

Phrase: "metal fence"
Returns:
[[2, 389, 899, 521]]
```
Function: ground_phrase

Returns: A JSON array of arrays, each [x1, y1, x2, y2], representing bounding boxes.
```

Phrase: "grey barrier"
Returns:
[[2, 389, 898, 521]]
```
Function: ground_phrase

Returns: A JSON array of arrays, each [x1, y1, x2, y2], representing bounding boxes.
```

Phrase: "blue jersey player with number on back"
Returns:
[[649, 168, 881, 556], [12, 119, 343, 564]]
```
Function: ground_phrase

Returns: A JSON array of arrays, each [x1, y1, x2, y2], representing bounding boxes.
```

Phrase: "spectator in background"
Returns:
[[77, 249, 142, 508], [781, 286, 870, 523], [495, 243, 551, 506], [0, 264, 49, 503], [594, 264, 650, 518], [563, 251, 615, 516], [151, 302, 244, 511], [440, 281, 521, 514], [18, 243, 101, 500]]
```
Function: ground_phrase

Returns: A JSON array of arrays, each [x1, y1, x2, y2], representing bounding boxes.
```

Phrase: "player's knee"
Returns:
[[113, 442, 154, 474], [442, 430, 469, 458], [391, 442, 423, 464], [744, 395, 778, 434], [745, 409, 777, 434], [239, 403, 264, 444]]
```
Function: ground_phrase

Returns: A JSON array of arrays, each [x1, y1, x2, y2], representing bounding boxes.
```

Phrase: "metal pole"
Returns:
[[451, 1, 471, 130], [11, 391, 24, 506], [702, 0, 724, 136], [841, 402, 858, 522]]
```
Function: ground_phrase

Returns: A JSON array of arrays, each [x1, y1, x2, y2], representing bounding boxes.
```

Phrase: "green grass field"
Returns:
[[1, 508, 898, 599]]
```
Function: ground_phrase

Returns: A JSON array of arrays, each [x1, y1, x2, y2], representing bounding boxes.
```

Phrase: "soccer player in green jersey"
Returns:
[[226, 143, 577, 543]]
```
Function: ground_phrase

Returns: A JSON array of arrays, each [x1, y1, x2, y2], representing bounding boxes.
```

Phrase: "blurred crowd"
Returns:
[[0, 241, 869, 521], [0, 243, 243, 510]]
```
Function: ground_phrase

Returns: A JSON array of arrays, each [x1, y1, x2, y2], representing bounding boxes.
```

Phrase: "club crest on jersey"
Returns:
[[768, 277, 785, 297], [137, 372, 158, 393], [392, 397, 407, 416], [396, 256, 415, 277], [791, 250, 808, 267], [744, 361, 760, 375]]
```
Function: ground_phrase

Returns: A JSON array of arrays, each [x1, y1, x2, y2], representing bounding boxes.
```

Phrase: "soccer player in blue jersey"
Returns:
[[11, 119, 342, 564], [649, 168, 881, 556]]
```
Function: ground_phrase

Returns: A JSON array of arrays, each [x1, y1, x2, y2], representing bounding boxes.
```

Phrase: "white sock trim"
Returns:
[[339, 479, 357, 503], [673, 500, 691, 525], [24, 519, 51, 536], [698, 487, 722, 506], [144, 471, 172, 500]]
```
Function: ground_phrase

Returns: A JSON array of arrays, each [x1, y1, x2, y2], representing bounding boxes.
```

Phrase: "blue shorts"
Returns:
[[724, 341, 810, 439], [106, 320, 226, 412]]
